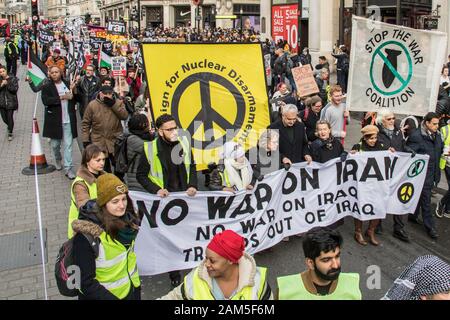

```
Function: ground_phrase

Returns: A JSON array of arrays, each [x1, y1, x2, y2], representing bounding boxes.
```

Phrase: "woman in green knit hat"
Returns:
[[71, 173, 142, 300]]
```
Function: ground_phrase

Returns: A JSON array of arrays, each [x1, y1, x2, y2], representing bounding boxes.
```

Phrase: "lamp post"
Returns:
[[240, 7, 243, 35], [137, 0, 141, 32], [396, 0, 401, 25], [339, 0, 344, 45]]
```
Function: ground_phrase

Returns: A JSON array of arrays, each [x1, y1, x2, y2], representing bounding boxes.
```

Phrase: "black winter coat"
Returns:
[[311, 138, 345, 163], [74, 76, 101, 114], [376, 125, 406, 152], [0, 76, 19, 110], [300, 108, 321, 142], [352, 140, 388, 152], [407, 127, 443, 186], [136, 137, 198, 194], [41, 79, 78, 139], [268, 120, 310, 166]]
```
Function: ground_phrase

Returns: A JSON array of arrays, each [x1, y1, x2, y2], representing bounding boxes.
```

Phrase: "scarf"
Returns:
[[382, 255, 450, 300], [382, 127, 394, 140], [224, 158, 253, 191]]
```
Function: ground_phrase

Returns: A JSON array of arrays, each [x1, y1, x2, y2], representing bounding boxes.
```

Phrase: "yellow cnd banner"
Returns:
[[141, 43, 271, 170]]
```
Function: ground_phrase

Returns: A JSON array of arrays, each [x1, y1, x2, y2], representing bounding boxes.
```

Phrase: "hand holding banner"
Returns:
[[130, 152, 428, 275]]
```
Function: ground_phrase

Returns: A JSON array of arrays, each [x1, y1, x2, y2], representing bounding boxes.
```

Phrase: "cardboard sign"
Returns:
[[292, 65, 319, 97], [107, 20, 126, 35], [111, 56, 127, 77]]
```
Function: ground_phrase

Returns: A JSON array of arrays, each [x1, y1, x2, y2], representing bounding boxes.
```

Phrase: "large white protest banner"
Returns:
[[130, 152, 428, 275], [347, 16, 447, 116]]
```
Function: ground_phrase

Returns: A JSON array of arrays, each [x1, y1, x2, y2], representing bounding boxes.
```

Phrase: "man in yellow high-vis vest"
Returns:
[[136, 113, 197, 287], [160, 230, 273, 300], [277, 227, 362, 300], [436, 122, 450, 219]]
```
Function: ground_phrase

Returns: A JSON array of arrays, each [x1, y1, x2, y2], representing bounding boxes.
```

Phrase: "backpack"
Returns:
[[342, 55, 350, 73], [114, 133, 137, 175], [55, 233, 99, 297]]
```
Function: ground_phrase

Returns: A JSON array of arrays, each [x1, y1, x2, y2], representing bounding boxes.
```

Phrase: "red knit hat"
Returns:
[[207, 230, 245, 264]]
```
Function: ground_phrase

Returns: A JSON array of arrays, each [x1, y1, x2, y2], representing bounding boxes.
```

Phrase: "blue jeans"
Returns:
[[50, 123, 73, 171]]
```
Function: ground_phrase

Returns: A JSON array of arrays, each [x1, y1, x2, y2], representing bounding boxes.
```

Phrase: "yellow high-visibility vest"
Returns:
[[182, 266, 268, 300], [94, 232, 141, 299], [440, 125, 450, 170], [68, 177, 97, 239], [277, 273, 362, 300], [143, 137, 191, 189]]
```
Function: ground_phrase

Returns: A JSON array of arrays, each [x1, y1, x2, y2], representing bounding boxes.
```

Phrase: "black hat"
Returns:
[[99, 85, 114, 93]]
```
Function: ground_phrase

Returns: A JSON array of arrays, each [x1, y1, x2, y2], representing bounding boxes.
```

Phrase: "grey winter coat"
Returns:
[[126, 134, 147, 191]]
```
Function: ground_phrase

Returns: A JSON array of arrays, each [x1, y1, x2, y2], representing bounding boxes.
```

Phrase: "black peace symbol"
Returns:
[[398, 183, 414, 204], [171, 72, 246, 150]]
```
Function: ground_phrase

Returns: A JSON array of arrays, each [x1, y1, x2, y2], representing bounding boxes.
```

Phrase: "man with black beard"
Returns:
[[136, 113, 198, 288], [277, 227, 362, 299]]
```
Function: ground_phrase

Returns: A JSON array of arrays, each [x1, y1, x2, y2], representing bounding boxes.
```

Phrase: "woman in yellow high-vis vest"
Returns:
[[72, 173, 141, 300], [67, 144, 105, 238], [160, 230, 273, 300]]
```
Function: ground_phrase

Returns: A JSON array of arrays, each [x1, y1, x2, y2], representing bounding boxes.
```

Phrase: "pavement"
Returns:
[[0, 63, 449, 300]]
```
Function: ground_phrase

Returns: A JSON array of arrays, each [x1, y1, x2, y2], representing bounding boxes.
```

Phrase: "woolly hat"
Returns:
[[96, 173, 128, 207], [361, 125, 379, 137], [222, 141, 245, 160], [99, 85, 114, 94], [207, 230, 245, 264]]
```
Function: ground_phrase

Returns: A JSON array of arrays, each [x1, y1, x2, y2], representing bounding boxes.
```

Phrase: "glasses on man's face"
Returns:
[[161, 126, 178, 132], [386, 117, 395, 121]]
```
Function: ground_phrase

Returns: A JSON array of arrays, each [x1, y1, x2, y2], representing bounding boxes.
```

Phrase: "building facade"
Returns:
[[47, 0, 68, 20], [2, 0, 29, 23], [101, 0, 260, 31], [66, 0, 102, 21], [261, 0, 441, 57], [433, 0, 450, 52]]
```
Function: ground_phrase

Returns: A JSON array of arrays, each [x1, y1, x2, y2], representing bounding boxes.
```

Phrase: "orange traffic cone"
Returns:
[[22, 118, 56, 175]]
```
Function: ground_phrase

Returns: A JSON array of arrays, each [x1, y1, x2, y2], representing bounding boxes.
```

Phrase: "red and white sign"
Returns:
[[111, 56, 127, 77], [272, 4, 299, 53]]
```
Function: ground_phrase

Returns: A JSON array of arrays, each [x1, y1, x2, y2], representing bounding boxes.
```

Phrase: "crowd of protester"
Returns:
[[1, 22, 450, 301]]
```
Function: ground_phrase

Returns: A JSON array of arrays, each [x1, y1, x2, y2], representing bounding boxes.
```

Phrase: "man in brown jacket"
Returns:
[[81, 85, 128, 174]]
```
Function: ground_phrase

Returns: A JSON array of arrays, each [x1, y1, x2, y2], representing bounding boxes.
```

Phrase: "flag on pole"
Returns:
[[99, 43, 112, 69], [27, 48, 47, 87]]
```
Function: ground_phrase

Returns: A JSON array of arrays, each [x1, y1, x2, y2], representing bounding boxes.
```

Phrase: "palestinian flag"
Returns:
[[76, 53, 90, 73], [27, 49, 47, 87], [99, 43, 112, 69]]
